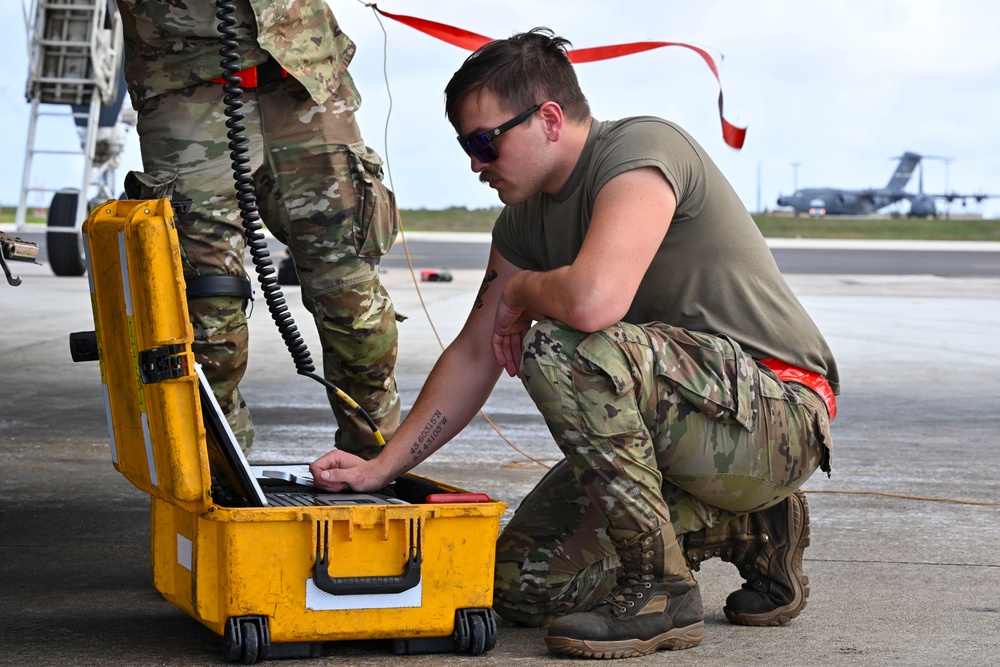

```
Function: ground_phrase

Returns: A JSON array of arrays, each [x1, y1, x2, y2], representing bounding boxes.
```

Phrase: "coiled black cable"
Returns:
[[215, 0, 384, 445]]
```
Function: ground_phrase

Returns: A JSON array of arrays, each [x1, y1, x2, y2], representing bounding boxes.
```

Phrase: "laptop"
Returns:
[[196, 364, 406, 508]]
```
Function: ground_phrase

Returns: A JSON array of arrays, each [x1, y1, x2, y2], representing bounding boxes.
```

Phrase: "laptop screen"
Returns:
[[196, 365, 412, 508], [196, 364, 269, 507]]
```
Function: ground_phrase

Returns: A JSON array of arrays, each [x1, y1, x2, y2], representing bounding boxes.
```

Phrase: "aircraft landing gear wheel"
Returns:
[[46, 189, 87, 276]]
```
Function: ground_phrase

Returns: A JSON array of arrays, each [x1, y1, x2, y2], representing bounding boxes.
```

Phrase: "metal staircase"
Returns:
[[18, 0, 129, 275]]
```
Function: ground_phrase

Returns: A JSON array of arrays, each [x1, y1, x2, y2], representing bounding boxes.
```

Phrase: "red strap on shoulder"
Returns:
[[371, 5, 746, 149]]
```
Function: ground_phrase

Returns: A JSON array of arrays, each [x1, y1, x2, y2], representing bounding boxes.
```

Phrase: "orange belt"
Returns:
[[210, 62, 288, 88], [759, 358, 837, 421]]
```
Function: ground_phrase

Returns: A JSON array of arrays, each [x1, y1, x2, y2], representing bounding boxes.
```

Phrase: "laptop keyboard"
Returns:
[[265, 492, 408, 507]]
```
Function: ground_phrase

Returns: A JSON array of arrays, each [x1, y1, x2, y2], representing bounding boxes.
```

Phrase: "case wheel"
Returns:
[[224, 616, 270, 664], [483, 612, 498, 653], [240, 621, 259, 665], [468, 614, 487, 656], [454, 608, 497, 655], [391, 608, 498, 655], [46, 189, 87, 277]]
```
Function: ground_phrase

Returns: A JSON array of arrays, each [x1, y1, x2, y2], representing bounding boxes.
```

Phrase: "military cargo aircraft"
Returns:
[[776, 152, 996, 217]]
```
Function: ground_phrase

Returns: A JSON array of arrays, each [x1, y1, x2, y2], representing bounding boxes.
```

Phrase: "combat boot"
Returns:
[[683, 490, 811, 626], [544, 527, 704, 659]]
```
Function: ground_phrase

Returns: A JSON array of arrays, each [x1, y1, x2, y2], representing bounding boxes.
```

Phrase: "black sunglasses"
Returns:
[[457, 104, 542, 163]]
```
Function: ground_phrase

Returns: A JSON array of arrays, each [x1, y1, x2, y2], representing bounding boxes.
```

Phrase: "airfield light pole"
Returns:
[[791, 162, 801, 192]]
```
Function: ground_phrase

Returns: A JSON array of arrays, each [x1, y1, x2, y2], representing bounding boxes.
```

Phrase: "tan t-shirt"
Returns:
[[492, 117, 839, 393]]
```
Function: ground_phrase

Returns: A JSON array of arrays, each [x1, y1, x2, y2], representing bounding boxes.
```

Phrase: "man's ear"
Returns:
[[539, 101, 564, 141]]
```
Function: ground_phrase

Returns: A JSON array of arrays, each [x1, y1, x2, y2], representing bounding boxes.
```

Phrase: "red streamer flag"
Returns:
[[372, 5, 746, 149], [373, 6, 492, 52]]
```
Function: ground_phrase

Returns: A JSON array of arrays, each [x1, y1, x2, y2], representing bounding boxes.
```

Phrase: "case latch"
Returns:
[[139, 344, 187, 383]]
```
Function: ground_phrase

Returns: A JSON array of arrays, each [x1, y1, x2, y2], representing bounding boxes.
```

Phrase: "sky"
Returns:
[[3, 0, 999, 219]]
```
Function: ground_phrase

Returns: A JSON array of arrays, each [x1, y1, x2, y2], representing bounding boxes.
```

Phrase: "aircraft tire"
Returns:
[[46, 189, 87, 277]]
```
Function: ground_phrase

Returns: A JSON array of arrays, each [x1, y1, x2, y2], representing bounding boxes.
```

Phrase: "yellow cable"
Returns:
[[801, 488, 999, 507]]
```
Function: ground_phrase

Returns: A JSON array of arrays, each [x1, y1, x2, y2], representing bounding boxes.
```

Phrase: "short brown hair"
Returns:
[[444, 27, 591, 132]]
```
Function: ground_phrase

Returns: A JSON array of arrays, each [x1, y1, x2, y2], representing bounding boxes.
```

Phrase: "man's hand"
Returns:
[[491, 286, 535, 377], [309, 449, 387, 493]]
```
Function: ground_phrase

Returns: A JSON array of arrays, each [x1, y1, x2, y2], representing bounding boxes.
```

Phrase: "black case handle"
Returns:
[[313, 544, 421, 595]]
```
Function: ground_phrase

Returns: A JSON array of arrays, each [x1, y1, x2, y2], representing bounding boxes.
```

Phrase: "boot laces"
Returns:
[[603, 574, 654, 617]]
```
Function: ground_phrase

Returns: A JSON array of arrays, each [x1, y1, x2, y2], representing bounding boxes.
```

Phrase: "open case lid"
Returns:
[[84, 199, 215, 512]]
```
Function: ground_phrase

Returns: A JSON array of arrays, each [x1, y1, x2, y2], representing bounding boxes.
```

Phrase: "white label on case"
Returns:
[[305, 577, 422, 610], [177, 534, 192, 571]]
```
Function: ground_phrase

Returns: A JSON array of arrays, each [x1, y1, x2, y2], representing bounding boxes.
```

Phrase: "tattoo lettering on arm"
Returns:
[[410, 410, 449, 463], [474, 269, 498, 309]]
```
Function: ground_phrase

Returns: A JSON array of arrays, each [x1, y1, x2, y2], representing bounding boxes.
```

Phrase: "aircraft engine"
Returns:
[[908, 195, 936, 218]]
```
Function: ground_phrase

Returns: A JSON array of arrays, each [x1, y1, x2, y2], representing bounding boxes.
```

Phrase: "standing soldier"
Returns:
[[115, 0, 401, 457]]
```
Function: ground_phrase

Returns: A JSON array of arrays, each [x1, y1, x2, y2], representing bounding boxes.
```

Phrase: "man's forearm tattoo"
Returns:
[[410, 410, 448, 462], [474, 269, 498, 309]]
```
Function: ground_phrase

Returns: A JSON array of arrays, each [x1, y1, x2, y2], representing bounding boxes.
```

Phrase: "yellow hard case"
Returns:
[[82, 199, 507, 662]]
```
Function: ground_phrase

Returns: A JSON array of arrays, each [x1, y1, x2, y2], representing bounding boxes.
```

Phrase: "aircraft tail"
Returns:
[[885, 152, 921, 192]]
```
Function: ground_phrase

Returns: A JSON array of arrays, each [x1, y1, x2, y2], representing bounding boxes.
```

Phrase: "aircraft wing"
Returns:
[[934, 192, 1000, 204]]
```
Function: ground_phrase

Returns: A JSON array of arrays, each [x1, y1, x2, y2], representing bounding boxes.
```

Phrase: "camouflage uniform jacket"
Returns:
[[116, 0, 356, 109]]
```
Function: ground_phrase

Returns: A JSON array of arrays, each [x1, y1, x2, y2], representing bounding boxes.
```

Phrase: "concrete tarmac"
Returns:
[[1, 245, 999, 666]]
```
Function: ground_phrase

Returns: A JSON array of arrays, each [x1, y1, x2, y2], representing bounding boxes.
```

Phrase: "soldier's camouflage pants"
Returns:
[[126, 70, 400, 456], [494, 319, 832, 626]]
